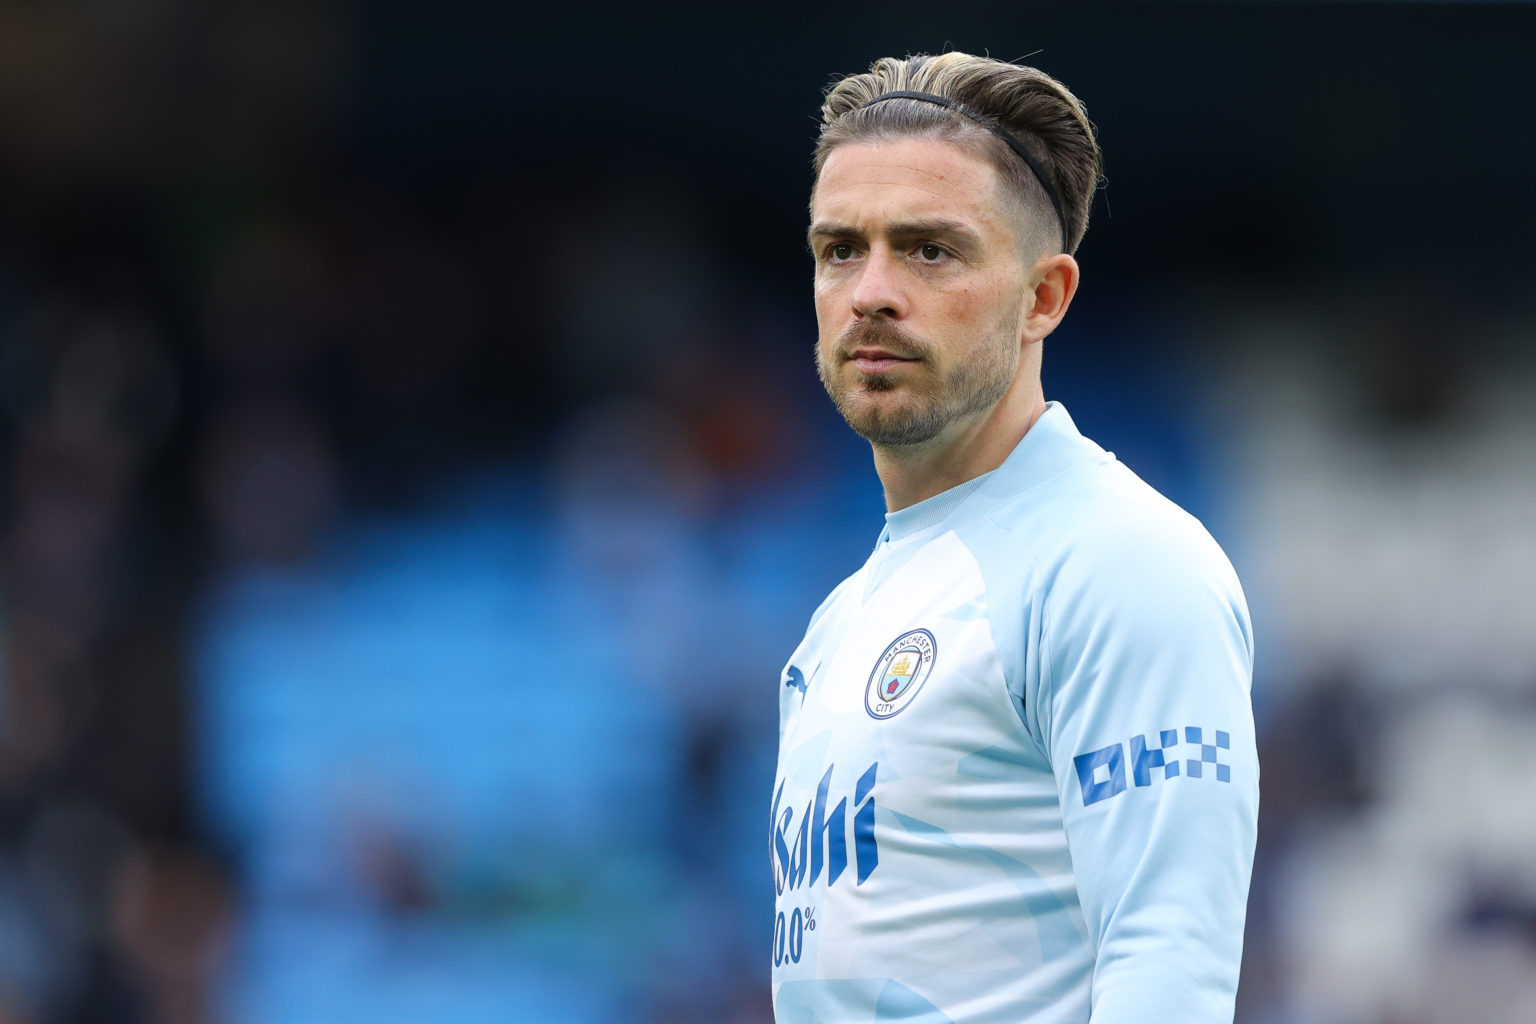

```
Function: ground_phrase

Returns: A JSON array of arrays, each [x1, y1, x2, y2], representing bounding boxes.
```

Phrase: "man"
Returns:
[[770, 53, 1258, 1023]]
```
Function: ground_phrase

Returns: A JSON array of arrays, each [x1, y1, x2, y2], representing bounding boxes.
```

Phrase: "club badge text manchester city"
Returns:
[[865, 629, 937, 719]]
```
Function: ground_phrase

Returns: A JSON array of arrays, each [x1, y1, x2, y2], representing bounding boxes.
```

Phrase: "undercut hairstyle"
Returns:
[[814, 52, 1103, 257]]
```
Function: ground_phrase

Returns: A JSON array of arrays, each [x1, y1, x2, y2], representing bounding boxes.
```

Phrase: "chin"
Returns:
[[841, 393, 947, 448]]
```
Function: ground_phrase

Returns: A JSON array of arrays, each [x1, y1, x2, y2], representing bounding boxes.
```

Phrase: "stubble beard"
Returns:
[[816, 319, 1020, 449]]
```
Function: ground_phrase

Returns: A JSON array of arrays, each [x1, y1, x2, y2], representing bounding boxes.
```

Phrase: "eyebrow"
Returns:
[[806, 219, 983, 250]]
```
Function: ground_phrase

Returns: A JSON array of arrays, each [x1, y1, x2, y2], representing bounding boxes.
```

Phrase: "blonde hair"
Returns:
[[814, 53, 1102, 255]]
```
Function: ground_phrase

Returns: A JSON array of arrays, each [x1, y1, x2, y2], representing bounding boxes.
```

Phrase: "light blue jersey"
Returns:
[[771, 403, 1257, 1023]]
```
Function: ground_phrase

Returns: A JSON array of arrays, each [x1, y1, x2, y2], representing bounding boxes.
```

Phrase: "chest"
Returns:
[[776, 533, 1036, 813]]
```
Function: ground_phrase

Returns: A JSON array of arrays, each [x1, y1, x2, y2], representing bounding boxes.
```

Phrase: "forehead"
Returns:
[[811, 137, 1008, 233]]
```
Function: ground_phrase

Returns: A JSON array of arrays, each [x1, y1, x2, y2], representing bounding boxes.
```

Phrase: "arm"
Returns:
[[1041, 516, 1258, 1023]]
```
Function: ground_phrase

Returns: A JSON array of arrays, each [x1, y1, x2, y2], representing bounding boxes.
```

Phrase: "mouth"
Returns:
[[847, 347, 919, 373]]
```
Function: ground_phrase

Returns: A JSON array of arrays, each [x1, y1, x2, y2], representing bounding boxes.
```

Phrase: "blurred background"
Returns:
[[0, 1, 1532, 1022]]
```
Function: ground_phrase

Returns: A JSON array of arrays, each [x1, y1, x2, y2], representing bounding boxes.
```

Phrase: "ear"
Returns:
[[1021, 253, 1080, 344]]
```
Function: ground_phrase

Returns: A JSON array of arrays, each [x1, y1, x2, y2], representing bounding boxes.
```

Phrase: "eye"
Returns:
[[828, 242, 855, 262], [916, 243, 948, 262]]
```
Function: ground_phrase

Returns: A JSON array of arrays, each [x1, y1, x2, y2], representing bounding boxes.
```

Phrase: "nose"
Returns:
[[850, 251, 908, 320]]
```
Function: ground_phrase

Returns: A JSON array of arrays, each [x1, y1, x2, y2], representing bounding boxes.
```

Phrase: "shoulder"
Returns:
[[989, 456, 1250, 656], [1067, 461, 1239, 593]]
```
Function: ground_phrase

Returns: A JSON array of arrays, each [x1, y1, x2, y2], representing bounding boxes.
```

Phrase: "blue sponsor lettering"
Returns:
[[1131, 729, 1181, 786], [809, 766, 847, 886], [1075, 727, 1232, 806], [772, 761, 878, 894], [853, 762, 879, 884], [1073, 743, 1127, 806]]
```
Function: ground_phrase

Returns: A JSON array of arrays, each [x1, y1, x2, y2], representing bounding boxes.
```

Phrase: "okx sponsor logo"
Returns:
[[770, 761, 879, 895], [1073, 727, 1233, 807]]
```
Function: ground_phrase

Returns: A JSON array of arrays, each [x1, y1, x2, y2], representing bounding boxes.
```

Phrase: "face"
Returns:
[[810, 137, 1031, 449]]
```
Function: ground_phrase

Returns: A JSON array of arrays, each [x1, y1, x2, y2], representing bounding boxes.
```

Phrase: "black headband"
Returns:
[[860, 90, 1067, 251]]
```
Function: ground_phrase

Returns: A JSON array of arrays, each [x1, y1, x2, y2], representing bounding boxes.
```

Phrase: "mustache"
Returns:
[[834, 319, 930, 361]]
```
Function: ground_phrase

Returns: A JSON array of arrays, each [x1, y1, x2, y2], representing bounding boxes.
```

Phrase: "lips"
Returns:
[[848, 347, 918, 373]]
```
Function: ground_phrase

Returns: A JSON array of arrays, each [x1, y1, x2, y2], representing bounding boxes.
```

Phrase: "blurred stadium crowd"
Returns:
[[0, 3, 1532, 1023]]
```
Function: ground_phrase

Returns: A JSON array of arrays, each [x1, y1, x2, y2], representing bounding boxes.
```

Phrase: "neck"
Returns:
[[873, 378, 1047, 512]]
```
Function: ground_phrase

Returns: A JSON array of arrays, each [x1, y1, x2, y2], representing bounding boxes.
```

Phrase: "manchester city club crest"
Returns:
[[865, 629, 937, 719]]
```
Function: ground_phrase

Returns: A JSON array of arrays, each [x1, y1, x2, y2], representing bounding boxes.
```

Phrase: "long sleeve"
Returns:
[[1040, 509, 1259, 1023]]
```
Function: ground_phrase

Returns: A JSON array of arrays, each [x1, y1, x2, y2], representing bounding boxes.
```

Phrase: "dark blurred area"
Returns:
[[0, 2, 1531, 1022]]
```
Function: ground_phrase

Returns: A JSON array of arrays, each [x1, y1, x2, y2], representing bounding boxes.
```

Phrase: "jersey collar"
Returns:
[[882, 401, 1105, 545]]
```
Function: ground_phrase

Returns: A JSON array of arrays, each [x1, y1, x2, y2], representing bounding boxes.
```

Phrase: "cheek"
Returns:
[[931, 292, 987, 337], [941, 284, 1015, 335], [811, 297, 838, 351], [813, 285, 847, 334], [813, 274, 842, 305]]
